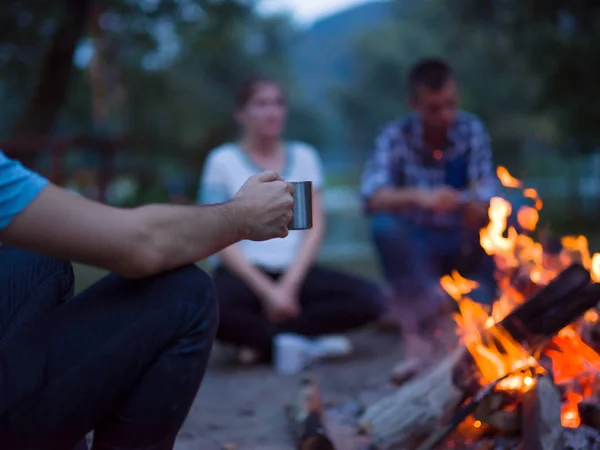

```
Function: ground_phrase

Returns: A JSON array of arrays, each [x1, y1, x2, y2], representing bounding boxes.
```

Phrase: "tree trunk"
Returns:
[[11, 0, 92, 139]]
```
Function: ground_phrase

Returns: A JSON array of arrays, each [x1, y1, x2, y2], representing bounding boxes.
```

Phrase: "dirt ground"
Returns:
[[173, 328, 401, 450]]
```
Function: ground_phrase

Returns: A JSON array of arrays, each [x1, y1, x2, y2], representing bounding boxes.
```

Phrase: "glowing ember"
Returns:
[[585, 309, 599, 324], [562, 392, 583, 428], [441, 166, 600, 429]]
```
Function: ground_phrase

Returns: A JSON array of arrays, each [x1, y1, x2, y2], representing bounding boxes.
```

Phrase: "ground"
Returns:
[[72, 263, 402, 450], [173, 328, 400, 450]]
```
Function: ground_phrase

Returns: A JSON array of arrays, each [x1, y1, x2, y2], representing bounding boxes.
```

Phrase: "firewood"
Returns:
[[578, 400, 600, 431], [580, 311, 600, 353], [285, 376, 335, 450], [414, 369, 523, 450], [390, 358, 426, 386], [498, 264, 592, 343], [357, 347, 468, 449], [357, 264, 599, 449], [521, 374, 564, 450], [473, 391, 521, 433]]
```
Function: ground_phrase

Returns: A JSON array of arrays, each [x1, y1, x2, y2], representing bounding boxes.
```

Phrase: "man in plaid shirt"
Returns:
[[361, 59, 498, 361]]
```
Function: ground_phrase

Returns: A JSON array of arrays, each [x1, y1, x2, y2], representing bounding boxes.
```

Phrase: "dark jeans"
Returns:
[[214, 266, 384, 358], [371, 214, 497, 334], [0, 246, 218, 450]]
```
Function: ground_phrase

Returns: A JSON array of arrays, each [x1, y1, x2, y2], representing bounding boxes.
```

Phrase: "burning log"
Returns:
[[358, 264, 600, 449], [580, 309, 600, 353], [498, 264, 593, 344], [414, 367, 533, 450], [357, 347, 467, 449], [285, 376, 335, 450], [578, 400, 600, 431], [473, 390, 521, 432], [521, 374, 564, 450]]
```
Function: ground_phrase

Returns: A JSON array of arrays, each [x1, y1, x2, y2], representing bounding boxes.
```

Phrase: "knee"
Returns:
[[370, 214, 398, 240], [157, 265, 219, 333], [370, 214, 413, 246]]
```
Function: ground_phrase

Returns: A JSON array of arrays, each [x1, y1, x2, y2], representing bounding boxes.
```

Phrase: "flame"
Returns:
[[516, 206, 539, 232], [497, 166, 522, 188], [444, 271, 537, 391], [523, 187, 543, 211], [592, 254, 600, 283], [562, 392, 582, 428], [442, 166, 600, 429]]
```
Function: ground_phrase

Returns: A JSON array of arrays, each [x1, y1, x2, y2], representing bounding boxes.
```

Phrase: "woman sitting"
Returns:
[[198, 75, 384, 370]]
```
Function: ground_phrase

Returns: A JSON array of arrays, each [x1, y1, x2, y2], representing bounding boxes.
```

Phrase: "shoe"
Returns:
[[273, 333, 315, 374], [272, 334, 354, 374]]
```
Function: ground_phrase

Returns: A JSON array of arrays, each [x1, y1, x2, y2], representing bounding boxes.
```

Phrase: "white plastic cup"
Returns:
[[273, 333, 312, 375]]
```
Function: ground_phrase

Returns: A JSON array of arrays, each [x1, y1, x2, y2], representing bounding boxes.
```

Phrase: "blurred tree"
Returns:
[[0, 0, 92, 138], [0, 0, 325, 200], [457, 0, 600, 151], [334, 0, 558, 168]]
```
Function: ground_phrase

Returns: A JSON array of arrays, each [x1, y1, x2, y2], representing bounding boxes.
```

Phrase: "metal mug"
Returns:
[[289, 181, 313, 230]]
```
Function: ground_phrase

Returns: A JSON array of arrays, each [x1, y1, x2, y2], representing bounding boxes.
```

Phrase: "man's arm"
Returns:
[[367, 186, 424, 212], [361, 122, 423, 212], [1, 173, 293, 279], [197, 150, 278, 300]]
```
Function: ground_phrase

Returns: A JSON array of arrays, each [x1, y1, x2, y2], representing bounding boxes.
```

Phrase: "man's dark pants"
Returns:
[[371, 214, 496, 335], [0, 246, 218, 450]]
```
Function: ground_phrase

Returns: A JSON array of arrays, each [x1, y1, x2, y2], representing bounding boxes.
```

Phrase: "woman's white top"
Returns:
[[197, 141, 324, 271]]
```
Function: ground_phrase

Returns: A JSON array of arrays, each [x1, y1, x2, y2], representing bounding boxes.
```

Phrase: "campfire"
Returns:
[[357, 168, 600, 450]]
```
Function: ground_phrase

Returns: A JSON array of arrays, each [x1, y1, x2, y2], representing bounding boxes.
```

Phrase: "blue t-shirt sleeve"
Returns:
[[0, 151, 49, 230]]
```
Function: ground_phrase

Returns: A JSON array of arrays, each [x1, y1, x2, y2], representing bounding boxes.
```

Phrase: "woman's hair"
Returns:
[[234, 74, 281, 109]]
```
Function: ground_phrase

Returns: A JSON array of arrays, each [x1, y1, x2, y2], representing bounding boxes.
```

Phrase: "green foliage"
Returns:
[[289, 1, 392, 153], [4, 0, 599, 196], [334, 0, 559, 163], [0, 0, 326, 178], [457, 0, 600, 151]]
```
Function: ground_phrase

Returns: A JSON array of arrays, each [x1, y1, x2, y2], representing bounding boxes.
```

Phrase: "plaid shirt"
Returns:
[[361, 111, 498, 228]]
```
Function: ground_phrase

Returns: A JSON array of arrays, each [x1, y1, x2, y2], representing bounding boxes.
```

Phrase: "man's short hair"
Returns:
[[408, 58, 454, 96]]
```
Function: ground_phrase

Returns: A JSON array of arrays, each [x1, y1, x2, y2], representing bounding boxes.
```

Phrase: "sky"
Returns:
[[74, 0, 373, 68], [259, 0, 372, 25]]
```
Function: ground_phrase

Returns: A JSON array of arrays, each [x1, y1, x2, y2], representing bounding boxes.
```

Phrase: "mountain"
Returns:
[[289, 1, 391, 105]]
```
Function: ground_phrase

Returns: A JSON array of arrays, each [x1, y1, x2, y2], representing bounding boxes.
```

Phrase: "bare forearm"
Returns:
[[3, 172, 293, 279], [219, 246, 274, 299], [134, 201, 246, 275], [2, 184, 248, 278], [367, 187, 422, 212]]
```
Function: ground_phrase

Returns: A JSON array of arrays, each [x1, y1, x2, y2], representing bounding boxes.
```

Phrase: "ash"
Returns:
[[564, 426, 600, 450]]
